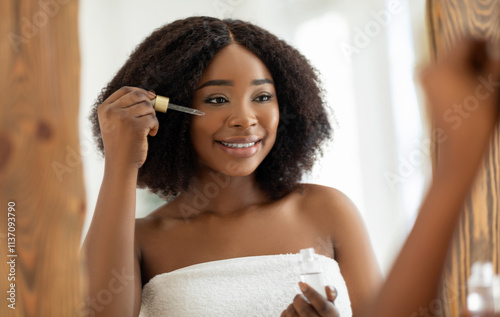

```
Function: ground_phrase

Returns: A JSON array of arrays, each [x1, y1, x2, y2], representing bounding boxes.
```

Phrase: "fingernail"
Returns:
[[327, 285, 337, 298], [327, 285, 337, 297], [148, 90, 156, 96], [299, 282, 308, 293]]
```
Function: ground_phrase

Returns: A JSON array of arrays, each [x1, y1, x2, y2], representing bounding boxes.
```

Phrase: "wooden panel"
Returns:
[[428, 0, 500, 59], [0, 1, 84, 316], [427, 0, 500, 316]]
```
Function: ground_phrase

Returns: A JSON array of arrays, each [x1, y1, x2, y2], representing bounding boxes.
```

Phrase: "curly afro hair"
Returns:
[[89, 16, 332, 201]]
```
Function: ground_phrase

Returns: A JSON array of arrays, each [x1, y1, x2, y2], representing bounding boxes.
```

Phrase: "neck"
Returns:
[[175, 167, 271, 219]]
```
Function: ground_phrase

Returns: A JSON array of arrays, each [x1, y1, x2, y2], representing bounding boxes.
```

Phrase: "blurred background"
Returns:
[[79, 0, 431, 274]]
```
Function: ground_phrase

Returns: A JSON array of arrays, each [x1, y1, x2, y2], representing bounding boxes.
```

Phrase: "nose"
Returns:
[[226, 102, 258, 129]]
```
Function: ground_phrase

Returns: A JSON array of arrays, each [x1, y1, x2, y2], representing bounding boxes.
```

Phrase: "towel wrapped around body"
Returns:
[[139, 253, 352, 317]]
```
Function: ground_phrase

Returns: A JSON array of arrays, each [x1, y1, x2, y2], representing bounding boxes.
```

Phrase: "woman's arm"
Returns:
[[323, 188, 382, 316], [281, 39, 499, 317], [82, 165, 142, 316], [81, 87, 159, 316], [365, 39, 500, 317]]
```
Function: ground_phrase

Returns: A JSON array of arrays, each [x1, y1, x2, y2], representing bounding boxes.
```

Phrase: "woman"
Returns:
[[83, 17, 381, 316]]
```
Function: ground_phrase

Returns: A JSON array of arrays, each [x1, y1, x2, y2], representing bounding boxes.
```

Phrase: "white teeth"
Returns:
[[220, 141, 257, 148]]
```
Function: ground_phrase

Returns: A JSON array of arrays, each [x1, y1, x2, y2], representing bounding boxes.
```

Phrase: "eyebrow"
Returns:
[[196, 80, 233, 90], [251, 78, 274, 86], [196, 78, 274, 90]]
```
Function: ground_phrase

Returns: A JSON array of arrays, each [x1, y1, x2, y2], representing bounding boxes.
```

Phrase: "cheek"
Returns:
[[191, 111, 224, 140], [263, 105, 280, 135], [190, 119, 214, 154]]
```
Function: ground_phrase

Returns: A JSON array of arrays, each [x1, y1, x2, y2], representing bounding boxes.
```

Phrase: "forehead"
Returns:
[[198, 44, 273, 82]]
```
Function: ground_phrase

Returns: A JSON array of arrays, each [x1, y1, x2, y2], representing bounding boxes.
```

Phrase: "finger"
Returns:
[[100, 88, 154, 115], [299, 282, 336, 316], [147, 115, 160, 137], [106, 86, 155, 105], [135, 114, 160, 137], [462, 38, 500, 76], [111, 89, 155, 110], [441, 38, 500, 79], [292, 293, 319, 317], [419, 39, 488, 85], [130, 104, 159, 136], [464, 39, 500, 79], [449, 38, 488, 73], [325, 285, 337, 303], [128, 102, 156, 118], [281, 303, 300, 317], [105, 100, 155, 123]]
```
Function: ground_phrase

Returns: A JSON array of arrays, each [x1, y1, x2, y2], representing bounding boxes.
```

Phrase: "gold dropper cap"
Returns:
[[151, 95, 170, 113]]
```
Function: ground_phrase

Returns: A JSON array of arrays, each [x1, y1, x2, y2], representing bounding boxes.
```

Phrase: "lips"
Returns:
[[215, 136, 262, 158]]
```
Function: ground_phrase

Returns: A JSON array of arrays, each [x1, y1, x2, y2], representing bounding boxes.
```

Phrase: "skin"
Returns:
[[82, 43, 381, 317]]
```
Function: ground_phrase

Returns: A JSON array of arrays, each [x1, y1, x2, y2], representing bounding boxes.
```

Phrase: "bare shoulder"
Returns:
[[133, 205, 181, 275], [298, 183, 354, 202], [134, 205, 173, 235], [134, 216, 150, 236], [298, 184, 381, 315], [297, 183, 359, 217], [134, 211, 157, 234], [295, 183, 365, 240], [134, 204, 173, 246]]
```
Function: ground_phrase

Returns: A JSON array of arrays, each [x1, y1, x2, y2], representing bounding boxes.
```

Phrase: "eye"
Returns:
[[254, 94, 274, 103], [205, 96, 228, 104]]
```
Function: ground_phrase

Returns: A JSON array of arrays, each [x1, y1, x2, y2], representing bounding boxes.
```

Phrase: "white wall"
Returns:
[[78, 0, 429, 274]]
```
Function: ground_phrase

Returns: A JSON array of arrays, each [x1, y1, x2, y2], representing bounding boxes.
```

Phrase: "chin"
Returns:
[[219, 166, 257, 178], [204, 160, 257, 178]]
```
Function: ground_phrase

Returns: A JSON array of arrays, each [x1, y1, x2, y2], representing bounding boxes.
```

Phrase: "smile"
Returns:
[[219, 141, 257, 148], [215, 139, 262, 158]]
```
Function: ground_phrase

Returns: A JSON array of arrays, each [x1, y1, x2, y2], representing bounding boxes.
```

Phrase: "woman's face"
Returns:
[[191, 44, 280, 177]]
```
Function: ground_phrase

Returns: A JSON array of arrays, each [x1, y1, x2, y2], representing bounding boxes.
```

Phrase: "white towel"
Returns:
[[139, 253, 352, 317]]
